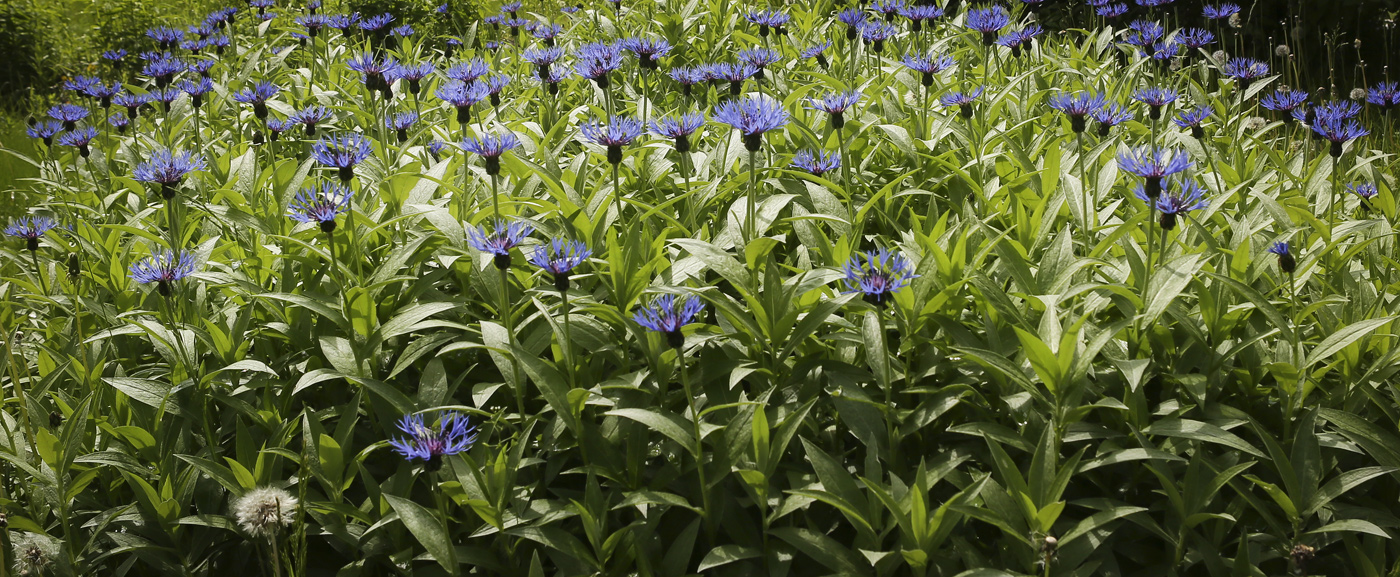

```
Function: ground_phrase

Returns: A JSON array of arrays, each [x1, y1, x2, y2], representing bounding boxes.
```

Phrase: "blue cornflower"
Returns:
[[1221, 58, 1270, 90], [57, 126, 98, 157], [536, 66, 573, 95], [873, 0, 905, 21], [288, 182, 352, 232], [189, 59, 217, 78], [311, 133, 374, 181], [966, 6, 1010, 44], [714, 96, 789, 151], [386, 111, 419, 142], [1097, 3, 1129, 18], [436, 80, 490, 123], [295, 14, 328, 37], [347, 54, 401, 96], [1314, 99, 1362, 121], [836, 9, 866, 41], [841, 249, 918, 305], [108, 113, 130, 133], [623, 37, 673, 70], [289, 105, 333, 136], [902, 51, 957, 86], [859, 21, 899, 51], [179, 77, 214, 108], [5, 216, 58, 251], [633, 293, 705, 348], [1311, 116, 1369, 157], [1117, 147, 1192, 197], [1124, 20, 1165, 52], [523, 47, 565, 77], [358, 12, 394, 33], [531, 22, 564, 44], [1176, 28, 1215, 50], [1143, 40, 1180, 63], [326, 14, 356, 31], [1173, 106, 1212, 137], [391, 24, 414, 37], [467, 219, 534, 269], [801, 42, 832, 68], [809, 90, 861, 129], [1132, 87, 1178, 119], [26, 121, 63, 146], [1202, 3, 1240, 19], [650, 112, 706, 152], [64, 76, 100, 96], [482, 74, 510, 106], [149, 87, 183, 111], [746, 9, 791, 36], [939, 87, 984, 118], [102, 49, 127, 61], [711, 62, 757, 95], [1134, 178, 1208, 230], [233, 81, 281, 119], [500, 1, 523, 14], [388, 412, 478, 471], [48, 104, 89, 130], [1048, 91, 1107, 132], [900, 5, 945, 31], [445, 58, 491, 83], [1261, 88, 1309, 119], [1367, 82, 1400, 110], [141, 54, 187, 87], [129, 250, 198, 296], [460, 132, 521, 175], [147, 26, 185, 48], [738, 47, 782, 79], [114, 92, 151, 119], [134, 149, 207, 197], [529, 238, 592, 291], [791, 149, 841, 177], [582, 116, 644, 164], [669, 66, 708, 96], [266, 118, 290, 142], [1348, 182, 1379, 202], [575, 42, 625, 88], [1267, 241, 1297, 274], [997, 25, 1043, 57]]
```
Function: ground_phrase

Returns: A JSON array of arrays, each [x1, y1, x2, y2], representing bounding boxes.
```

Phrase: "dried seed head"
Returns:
[[1275, 44, 1291, 58], [1228, 13, 1242, 28], [1212, 50, 1227, 62], [1246, 116, 1267, 130], [12, 532, 59, 576], [1350, 88, 1367, 100], [233, 486, 298, 538]]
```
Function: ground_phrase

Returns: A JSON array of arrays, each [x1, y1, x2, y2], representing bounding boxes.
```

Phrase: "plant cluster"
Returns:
[[5, 0, 1400, 576]]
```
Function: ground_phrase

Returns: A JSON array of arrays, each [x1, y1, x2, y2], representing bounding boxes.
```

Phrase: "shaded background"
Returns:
[[0, 0, 1393, 218]]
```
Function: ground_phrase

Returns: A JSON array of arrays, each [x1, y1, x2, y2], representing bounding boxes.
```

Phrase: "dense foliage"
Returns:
[[6, 0, 1400, 576]]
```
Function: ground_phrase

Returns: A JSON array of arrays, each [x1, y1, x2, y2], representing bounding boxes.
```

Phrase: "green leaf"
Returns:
[[1310, 519, 1391, 538], [769, 527, 864, 575], [1305, 317, 1396, 368], [698, 545, 762, 572], [1143, 419, 1265, 457], [605, 408, 696, 454], [385, 494, 458, 575], [1057, 506, 1148, 546]]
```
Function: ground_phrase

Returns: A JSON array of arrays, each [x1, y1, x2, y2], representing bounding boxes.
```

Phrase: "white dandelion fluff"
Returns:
[[233, 486, 298, 538]]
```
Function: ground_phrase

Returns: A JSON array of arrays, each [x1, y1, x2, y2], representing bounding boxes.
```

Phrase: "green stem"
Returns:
[[501, 265, 524, 417], [678, 347, 711, 536], [29, 250, 47, 296], [746, 148, 758, 246]]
